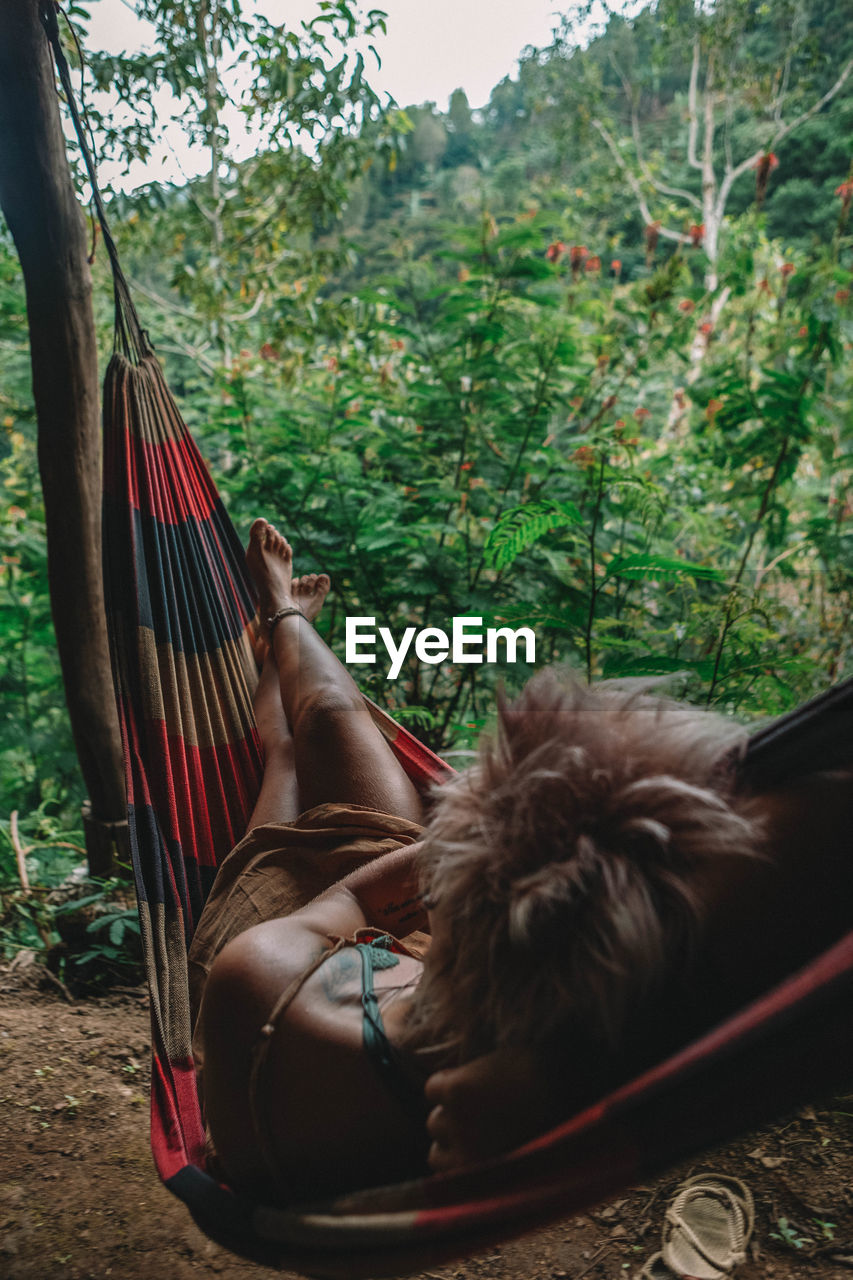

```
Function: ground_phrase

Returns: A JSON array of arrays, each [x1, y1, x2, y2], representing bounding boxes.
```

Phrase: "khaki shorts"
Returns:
[[187, 801, 426, 1030]]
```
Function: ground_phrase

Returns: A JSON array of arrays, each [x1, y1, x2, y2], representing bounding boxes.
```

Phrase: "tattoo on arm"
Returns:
[[319, 947, 361, 1005], [378, 895, 422, 919]]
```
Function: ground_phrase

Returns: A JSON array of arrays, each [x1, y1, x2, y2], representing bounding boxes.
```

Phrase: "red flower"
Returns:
[[546, 241, 566, 263], [569, 245, 589, 278], [611, 258, 622, 275], [753, 153, 779, 208], [699, 321, 714, 336], [780, 262, 795, 278], [633, 406, 651, 421], [325, 355, 339, 372], [259, 343, 278, 361], [572, 446, 597, 469], [584, 255, 602, 273], [678, 299, 695, 313], [460, 461, 472, 471], [689, 223, 704, 247], [835, 288, 851, 304], [836, 179, 853, 219], [390, 337, 405, 350], [798, 326, 808, 337], [644, 221, 661, 264]]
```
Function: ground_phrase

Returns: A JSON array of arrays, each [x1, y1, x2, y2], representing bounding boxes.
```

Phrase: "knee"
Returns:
[[293, 685, 367, 741]]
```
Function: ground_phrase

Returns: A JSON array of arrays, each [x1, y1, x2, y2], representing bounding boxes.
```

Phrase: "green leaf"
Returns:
[[604, 554, 724, 582], [484, 501, 583, 570]]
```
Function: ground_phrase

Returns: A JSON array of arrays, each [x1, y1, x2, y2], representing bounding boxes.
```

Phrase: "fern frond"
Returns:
[[484, 500, 583, 570]]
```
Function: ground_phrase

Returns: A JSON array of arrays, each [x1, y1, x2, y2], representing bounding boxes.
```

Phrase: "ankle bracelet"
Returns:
[[267, 605, 305, 636]]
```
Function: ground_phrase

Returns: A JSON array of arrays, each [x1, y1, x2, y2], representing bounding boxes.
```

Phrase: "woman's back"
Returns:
[[198, 918, 429, 1201]]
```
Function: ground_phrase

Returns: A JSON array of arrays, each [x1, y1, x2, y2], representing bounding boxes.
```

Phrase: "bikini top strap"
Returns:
[[357, 939, 428, 1120], [247, 935, 349, 1197]]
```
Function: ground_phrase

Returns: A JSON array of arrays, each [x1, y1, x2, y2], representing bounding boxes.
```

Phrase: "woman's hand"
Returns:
[[425, 1048, 558, 1172]]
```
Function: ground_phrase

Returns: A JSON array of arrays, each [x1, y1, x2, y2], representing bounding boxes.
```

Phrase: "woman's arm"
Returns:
[[424, 1049, 563, 1171], [289, 841, 428, 941]]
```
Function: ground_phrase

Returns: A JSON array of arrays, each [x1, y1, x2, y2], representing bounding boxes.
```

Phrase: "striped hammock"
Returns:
[[45, 11, 853, 1273]]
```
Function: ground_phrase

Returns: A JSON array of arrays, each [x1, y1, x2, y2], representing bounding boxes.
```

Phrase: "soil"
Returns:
[[2, 961, 853, 1280]]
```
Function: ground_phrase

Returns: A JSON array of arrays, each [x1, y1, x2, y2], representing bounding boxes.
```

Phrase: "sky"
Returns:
[[83, 0, 570, 191]]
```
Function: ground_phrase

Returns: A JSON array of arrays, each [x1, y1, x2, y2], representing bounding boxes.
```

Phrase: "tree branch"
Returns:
[[155, 340, 219, 376], [128, 276, 201, 322], [715, 56, 853, 220], [234, 286, 266, 321], [608, 51, 702, 212], [592, 118, 689, 245], [770, 55, 853, 149], [631, 99, 702, 210], [687, 35, 703, 172], [702, 49, 716, 208]]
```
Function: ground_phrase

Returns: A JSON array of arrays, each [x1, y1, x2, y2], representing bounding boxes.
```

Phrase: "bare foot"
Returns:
[[247, 520, 331, 633], [292, 572, 331, 624], [247, 519, 295, 630]]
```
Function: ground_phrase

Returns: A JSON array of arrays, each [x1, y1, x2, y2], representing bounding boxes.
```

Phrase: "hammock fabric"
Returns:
[[44, 12, 853, 1275]]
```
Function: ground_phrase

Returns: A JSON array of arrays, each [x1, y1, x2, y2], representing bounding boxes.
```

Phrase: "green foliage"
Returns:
[[485, 501, 583, 570], [0, 0, 851, 923]]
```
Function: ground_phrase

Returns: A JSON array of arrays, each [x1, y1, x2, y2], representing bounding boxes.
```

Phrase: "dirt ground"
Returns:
[[2, 963, 853, 1280]]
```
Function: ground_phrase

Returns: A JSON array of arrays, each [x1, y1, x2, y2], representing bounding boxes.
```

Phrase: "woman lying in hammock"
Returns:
[[190, 519, 853, 1204]]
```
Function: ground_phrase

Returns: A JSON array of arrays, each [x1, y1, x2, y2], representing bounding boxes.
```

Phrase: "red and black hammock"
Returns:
[[48, 14, 853, 1276]]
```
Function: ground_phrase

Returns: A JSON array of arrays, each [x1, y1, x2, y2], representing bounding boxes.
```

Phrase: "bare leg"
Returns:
[[245, 571, 339, 830], [247, 519, 423, 823], [245, 650, 299, 831]]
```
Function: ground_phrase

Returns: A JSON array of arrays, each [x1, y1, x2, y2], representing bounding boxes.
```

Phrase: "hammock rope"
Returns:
[[42, 13, 853, 1274]]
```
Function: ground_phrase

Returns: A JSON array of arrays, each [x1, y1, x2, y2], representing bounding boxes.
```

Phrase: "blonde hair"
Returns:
[[403, 671, 763, 1069]]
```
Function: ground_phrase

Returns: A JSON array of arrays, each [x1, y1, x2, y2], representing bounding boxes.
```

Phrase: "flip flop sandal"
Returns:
[[638, 1252, 672, 1280], [660, 1173, 754, 1279]]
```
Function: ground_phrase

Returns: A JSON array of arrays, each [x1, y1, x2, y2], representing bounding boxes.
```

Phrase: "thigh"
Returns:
[[294, 693, 424, 823]]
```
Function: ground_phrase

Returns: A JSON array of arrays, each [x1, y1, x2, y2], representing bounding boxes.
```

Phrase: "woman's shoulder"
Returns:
[[200, 922, 427, 1199]]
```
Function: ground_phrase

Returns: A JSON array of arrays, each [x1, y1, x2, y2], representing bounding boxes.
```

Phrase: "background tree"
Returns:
[[0, 0, 128, 874], [547, 0, 853, 304], [85, 0, 395, 365]]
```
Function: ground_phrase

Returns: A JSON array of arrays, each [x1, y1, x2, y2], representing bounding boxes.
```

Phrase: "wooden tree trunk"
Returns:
[[0, 0, 128, 875]]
